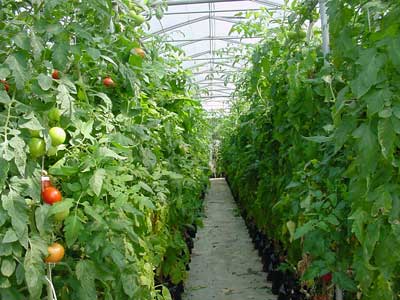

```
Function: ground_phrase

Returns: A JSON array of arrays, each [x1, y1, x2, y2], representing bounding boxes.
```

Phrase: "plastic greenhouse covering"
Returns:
[[148, 0, 287, 112]]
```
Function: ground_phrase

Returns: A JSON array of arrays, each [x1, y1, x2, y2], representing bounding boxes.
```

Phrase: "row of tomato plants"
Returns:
[[218, 1, 400, 299], [0, 1, 210, 299]]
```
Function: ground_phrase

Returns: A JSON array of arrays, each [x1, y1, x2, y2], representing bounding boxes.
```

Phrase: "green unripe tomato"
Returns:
[[30, 130, 41, 137], [297, 30, 306, 39], [54, 209, 69, 221], [129, 11, 145, 26], [287, 31, 297, 39], [49, 127, 66, 146], [29, 138, 46, 158], [48, 107, 61, 122]]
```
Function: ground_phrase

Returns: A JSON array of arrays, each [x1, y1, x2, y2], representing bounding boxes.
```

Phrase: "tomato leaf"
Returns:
[[332, 271, 357, 292], [2, 229, 18, 243], [0, 90, 11, 104], [5, 53, 29, 90], [1, 258, 16, 277], [378, 118, 395, 159], [352, 123, 379, 177], [52, 41, 70, 70], [64, 214, 84, 247], [0, 158, 9, 193], [2, 190, 28, 246], [89, 168, 106, 197], [37, 73, 53, 90], [49, 198, 74, 215], [30, 32, 44, 61], [9, 136, 26, 177], [122, 272, 138, 297], [294, 221, 316, 240], [19, 115, 44, 130], [97, 147, 126, 160], [13, 33, 30, 51], [76, 260, 97, 300], [34, 205, 51, 236], [23, 235, 47, 299], [350, 50, 386, 98]]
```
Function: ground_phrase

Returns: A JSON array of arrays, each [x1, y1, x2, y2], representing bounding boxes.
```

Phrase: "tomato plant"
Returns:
[[0, 1, 209, 299], [218, 1, 400, 299]]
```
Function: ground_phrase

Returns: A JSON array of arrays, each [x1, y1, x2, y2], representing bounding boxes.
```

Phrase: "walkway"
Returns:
[[183, 178, 275, 300]]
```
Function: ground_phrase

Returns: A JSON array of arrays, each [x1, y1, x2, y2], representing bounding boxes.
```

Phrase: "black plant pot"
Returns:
[[168, 281, 184, 300]]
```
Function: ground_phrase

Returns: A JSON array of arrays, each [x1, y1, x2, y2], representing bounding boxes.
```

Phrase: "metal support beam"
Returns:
[[195, 78, 226, 83], [166, 36, 262, 43], [189, 50, 211, 58], [150, 15, 209, 36], [164, 8, 263, 15], [205, 90, 232, 95], [203, 88, 234, 91], [164, 0, 282, 7], [177, 37, 248, 47], [212, 16, 242, 24], [183, 56, 237, 61], [185, 62, 210, 69], [214, 62, 244, 69], [193, 70, 235, 74], [319, 0, 330, 60], [149, 15, 249, 36], [199, 95, 231, 98], [198, 84, 234, 89]]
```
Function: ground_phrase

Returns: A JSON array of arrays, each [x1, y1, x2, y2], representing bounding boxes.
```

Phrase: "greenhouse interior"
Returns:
[[0, 0, 399, 300]]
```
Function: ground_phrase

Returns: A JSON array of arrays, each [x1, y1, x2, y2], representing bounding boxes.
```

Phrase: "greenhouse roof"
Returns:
[[149, 0, 286, 112]]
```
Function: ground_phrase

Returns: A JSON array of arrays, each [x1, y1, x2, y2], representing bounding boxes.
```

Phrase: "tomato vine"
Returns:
[[0, 1, 209, 299], [219, 1, 400, 299]]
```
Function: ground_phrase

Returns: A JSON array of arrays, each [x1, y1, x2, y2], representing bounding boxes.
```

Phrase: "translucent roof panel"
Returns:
[[149, 0, 286, 112]]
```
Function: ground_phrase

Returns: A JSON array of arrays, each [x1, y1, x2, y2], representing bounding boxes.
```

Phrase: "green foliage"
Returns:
[[219, 1, 400, 299], [0, 1, 209, 299]]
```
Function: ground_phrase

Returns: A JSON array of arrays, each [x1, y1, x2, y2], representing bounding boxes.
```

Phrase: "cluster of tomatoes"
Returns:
[[102, 48, 145, 88], [41, 174, 65, 263], [1, 46, 145, 94], [2, 48, 146, 264]]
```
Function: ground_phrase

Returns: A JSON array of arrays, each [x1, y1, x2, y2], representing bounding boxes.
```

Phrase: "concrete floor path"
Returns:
[[182, 178, 276, 300]]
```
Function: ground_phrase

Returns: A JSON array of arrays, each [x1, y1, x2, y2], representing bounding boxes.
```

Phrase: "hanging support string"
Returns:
[[46, 264, 58, 300]]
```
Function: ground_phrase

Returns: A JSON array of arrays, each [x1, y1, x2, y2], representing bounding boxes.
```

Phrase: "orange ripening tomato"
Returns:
[[45, 243, 65, 263]]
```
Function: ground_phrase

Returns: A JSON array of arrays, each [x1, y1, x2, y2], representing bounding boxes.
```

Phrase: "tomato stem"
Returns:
[[29, 205, 38, 234], [3, 100, 15, 157], [77, 64, 89, 105]]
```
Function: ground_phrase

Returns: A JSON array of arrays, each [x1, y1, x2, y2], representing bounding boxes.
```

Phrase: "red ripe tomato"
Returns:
[[1, 80, 9, 92], [45, 243, 65, 263], [42, 186, 62, 205], [321, 272, 332, 283], [52, 69, 60, 79], [103, 77, 115, 87]]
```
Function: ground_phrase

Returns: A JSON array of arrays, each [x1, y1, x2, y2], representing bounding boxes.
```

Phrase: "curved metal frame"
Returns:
[[150, 0, 284, 112]]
